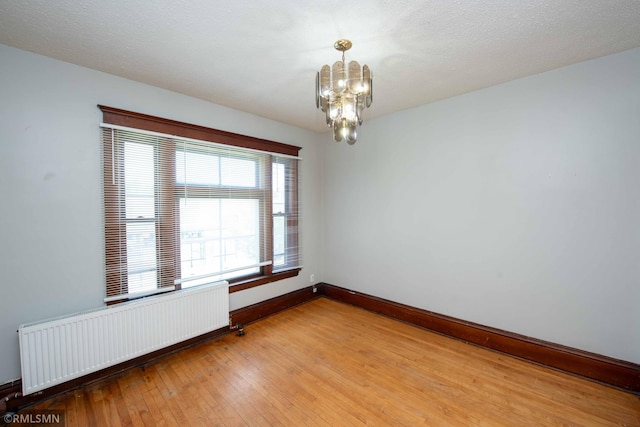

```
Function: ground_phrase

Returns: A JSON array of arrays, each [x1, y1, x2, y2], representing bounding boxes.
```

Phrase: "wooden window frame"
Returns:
[[100, 105, 301, 298]]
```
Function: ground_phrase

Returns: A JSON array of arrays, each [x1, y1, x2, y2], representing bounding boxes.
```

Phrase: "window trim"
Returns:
[[99, 105, 301, 156], [99, 105, 301, 299]]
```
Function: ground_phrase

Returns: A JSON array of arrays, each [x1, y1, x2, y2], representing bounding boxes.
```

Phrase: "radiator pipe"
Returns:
[[229, 323, 245, 336], [3, 392, 22, 402], [1, 391, 21, 415]]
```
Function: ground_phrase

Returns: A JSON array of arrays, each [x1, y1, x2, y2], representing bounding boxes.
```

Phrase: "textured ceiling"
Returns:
[[2, 1, 640, 133]]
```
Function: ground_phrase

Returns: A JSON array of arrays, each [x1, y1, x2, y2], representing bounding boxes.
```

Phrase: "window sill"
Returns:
[[229, 269, 301, 293]]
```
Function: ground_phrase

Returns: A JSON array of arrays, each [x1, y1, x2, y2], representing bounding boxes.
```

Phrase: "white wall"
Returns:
[[323, 48, 640, 363], [0, 44, 324, 384]]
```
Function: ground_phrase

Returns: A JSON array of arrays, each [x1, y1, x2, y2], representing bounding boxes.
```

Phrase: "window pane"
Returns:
[[176, 150, 220, 185], [273, 216, 285, 267], [273, 162, 285, 214], [126, 222, 157, 293], [180, 198, 220, 279], [179, 198, 259, 286], [221, 157, 256, 187], [124, 142, 155, 219]]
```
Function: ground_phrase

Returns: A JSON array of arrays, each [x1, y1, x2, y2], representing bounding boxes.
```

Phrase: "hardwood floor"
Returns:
[[22, 298, 640, 426]]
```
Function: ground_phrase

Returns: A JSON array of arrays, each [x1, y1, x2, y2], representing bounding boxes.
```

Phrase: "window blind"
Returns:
[[100, 118, 301, 302]]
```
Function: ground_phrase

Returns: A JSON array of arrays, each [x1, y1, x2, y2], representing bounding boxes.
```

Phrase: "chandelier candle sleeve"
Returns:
[[316, 39, 373, 144]]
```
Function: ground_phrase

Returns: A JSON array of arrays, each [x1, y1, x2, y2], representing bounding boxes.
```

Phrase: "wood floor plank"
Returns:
[[154, 360, 198, 425], [116, 377, 155, 427], [11, 298, 640, 426], [146, 382, 179, 426], [61, 395, 77, 427], [232, 343, 334, 426], [69, 390, 87, 427], [258, 304, 494, 425], [239, 333, 383, 426]]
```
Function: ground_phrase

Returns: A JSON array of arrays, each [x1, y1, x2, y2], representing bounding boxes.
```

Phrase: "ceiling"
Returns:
[[2, 1, 640, 133]]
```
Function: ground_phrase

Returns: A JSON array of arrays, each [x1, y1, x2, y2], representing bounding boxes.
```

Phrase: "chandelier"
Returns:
[[316, 39, 373, 144]]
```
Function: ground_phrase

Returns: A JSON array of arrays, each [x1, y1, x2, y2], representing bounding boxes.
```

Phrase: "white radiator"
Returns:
[[18, 281, 229, 396]]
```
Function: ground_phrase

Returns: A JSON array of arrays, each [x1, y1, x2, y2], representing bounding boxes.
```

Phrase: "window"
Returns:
[[100, 106, 301, 302], [272, 158, 299, 268]]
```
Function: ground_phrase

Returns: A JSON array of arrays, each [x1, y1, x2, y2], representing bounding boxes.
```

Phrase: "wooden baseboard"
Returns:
[[317, 283, 640, 393], [3, 285, 320, 412], [230, 285, 320, 327]]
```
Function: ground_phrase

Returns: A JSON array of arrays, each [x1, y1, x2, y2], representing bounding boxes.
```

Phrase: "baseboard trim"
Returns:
[[230, 285, 320, 327], [317, 283, 640, 393], [4, 285, 320, 412]]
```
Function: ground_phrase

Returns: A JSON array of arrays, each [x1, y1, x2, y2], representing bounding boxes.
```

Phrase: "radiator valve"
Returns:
[[229, 323, 245, 337]]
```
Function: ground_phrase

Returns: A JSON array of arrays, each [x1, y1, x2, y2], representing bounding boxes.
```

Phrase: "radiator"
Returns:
[[18, 281, 229, 396]]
